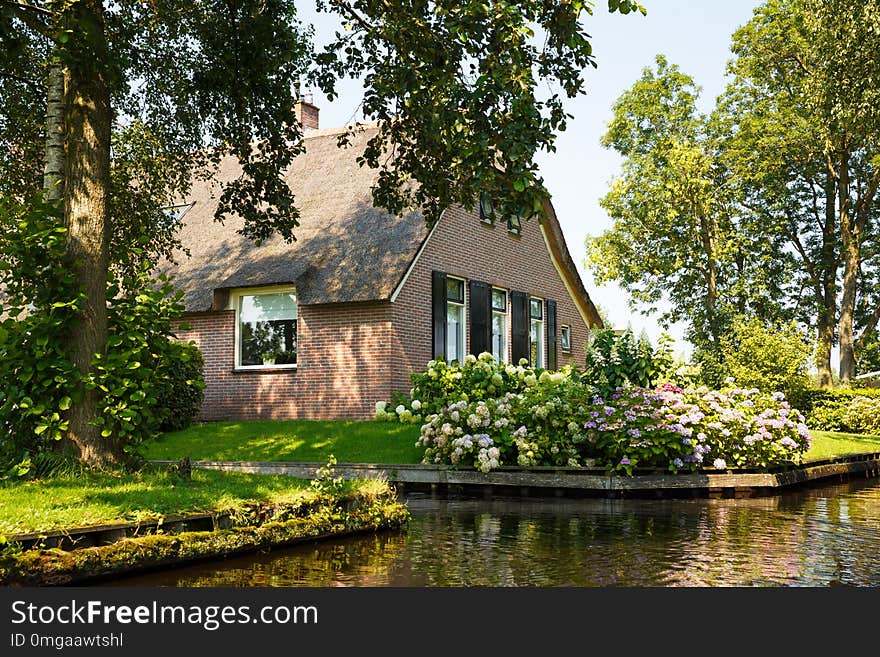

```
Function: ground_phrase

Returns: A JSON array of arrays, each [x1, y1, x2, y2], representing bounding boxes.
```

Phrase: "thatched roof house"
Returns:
[[163, 107, 602, 421]]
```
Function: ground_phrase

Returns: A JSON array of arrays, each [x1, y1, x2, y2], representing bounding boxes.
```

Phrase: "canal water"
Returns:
[[107, 479, 880, 587]]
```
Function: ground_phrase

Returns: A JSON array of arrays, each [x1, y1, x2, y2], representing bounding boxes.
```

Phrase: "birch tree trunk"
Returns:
[[43, 56, 66, 202]]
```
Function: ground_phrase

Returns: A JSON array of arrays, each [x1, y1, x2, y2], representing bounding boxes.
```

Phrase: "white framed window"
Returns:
[[491, 288, 508, 363], [529, 297, 544, 368], [561, 325, 572, 353], [232, 286, 298, 369], [507, 214, 522, 234], [446, 276, 466, 362]]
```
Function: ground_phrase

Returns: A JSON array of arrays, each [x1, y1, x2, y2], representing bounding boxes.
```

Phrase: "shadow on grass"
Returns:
[[144, 419, 423, 464]]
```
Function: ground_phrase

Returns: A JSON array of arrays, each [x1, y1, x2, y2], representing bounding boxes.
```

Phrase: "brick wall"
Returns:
[[176, 302, 393, 420], [390, 206, 592, 394], [178, 206, 593, 421]]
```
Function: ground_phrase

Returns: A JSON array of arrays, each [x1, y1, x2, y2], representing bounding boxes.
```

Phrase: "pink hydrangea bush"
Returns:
[[412, 379, 810, 474]]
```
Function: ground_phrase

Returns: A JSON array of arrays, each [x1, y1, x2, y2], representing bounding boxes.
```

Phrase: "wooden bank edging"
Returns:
[[151, 452, 880, 498]]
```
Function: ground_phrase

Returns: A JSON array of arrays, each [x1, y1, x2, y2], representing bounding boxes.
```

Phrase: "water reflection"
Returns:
[[106, 479, 880, 587]]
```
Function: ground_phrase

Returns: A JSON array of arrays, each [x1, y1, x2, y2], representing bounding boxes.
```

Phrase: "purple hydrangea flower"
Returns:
[[619, 458, 631, 466]]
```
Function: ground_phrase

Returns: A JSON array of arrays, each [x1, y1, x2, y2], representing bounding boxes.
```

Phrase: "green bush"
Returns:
[[583, 328, 674, 394], [795, 388, 880, 434], [380, 353, 579, 421], [0, 198, 203, 475], [153, 340, 205, 432], [696, 317, 811, 398], [789, 387, 880, 415], [413, 379, 810, 474]]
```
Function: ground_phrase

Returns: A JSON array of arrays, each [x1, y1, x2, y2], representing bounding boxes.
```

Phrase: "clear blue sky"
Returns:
[[300, 1, 764, 356]]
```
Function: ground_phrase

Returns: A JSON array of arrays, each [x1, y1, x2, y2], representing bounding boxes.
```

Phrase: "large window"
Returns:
[[235, 288, 298, 368], [446, 277, 465, 362], [529, 297, 544, 368], [491, 288, 508, 363]]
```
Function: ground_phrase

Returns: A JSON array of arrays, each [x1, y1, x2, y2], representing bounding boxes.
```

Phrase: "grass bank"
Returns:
[[0, 467, 408, 586], [0, 467, 387, 535], [143, 420, 880, 467], [143, 419, 423, 464], [807, 430, 880, 461]]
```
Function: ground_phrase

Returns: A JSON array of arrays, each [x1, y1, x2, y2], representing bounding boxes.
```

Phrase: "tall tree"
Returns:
[[586, 56, 787, 352], [1, 0, 645, 464], [723, 0, 880, 383]]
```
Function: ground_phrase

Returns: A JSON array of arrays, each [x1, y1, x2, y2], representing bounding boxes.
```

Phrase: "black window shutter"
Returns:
[[510, 291, 529, 364], [546, 299, 558, 370], [469, 280, 491, 356], [432, 271, 447, 359]]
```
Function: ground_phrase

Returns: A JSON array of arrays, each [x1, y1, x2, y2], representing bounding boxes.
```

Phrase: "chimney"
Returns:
[[295, 99, 319, 131]]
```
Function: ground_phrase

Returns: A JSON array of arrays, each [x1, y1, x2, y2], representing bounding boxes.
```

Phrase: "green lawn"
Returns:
[[0, 468, 383, 536], [143, 420, 880, 468], [806, 430, 880, 461], [143, 419, 423, 464]]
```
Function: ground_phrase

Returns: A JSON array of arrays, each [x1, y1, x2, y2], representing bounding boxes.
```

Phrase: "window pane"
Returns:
[[239, 292, 297, 366], [530, 318, 543, 368], [446, 303, 464, 361], [480, 192, 494, 223], [446, 278, 464, 303], [507, 215, 521, 233], [530, 298, 543, 319], [492, 312, 506, 363], [561, 326, 571, 352], [240, 293, 297, 323], [492, 289, 506, 311]]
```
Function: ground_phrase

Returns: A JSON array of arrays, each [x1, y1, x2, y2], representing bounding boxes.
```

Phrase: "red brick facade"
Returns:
[[178, 206, 592, 420], [390, 206, 591, 394], [176, 302, 393, 420]]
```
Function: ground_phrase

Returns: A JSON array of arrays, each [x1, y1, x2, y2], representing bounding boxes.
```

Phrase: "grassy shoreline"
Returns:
[[0, 466, 388, 536], [0, 467, 408, 586]]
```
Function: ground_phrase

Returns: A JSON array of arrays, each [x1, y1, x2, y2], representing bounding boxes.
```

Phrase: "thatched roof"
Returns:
[[159, 124, 427, 311], [160, 123, 601, 327]]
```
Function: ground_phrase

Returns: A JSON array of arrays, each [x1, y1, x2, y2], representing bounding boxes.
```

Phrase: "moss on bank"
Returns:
[[0, 489, 408, 586]]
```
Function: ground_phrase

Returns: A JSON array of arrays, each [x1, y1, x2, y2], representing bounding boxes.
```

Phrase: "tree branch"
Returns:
[[0, 70, 42, 96], [854, 166, 880, 235], [787, 226, 821, 292], [10, 1, 52, 16], [3, 1, 54, 40], [329, 0, 375, 34]]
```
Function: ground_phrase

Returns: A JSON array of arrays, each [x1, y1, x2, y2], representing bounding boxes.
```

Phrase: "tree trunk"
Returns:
[[837, 147, 857, 382], [699, 213, 719, 344], [62, 1, 120, 465], [43, 56, 66, 202], [816, 175, 838, 388]]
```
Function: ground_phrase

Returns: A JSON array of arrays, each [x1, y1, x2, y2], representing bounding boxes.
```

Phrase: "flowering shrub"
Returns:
[[376, 352, 578, 424], [377, 356, 811, 473], [407, 352, 561, 414], [574, 383, 810, 472]]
